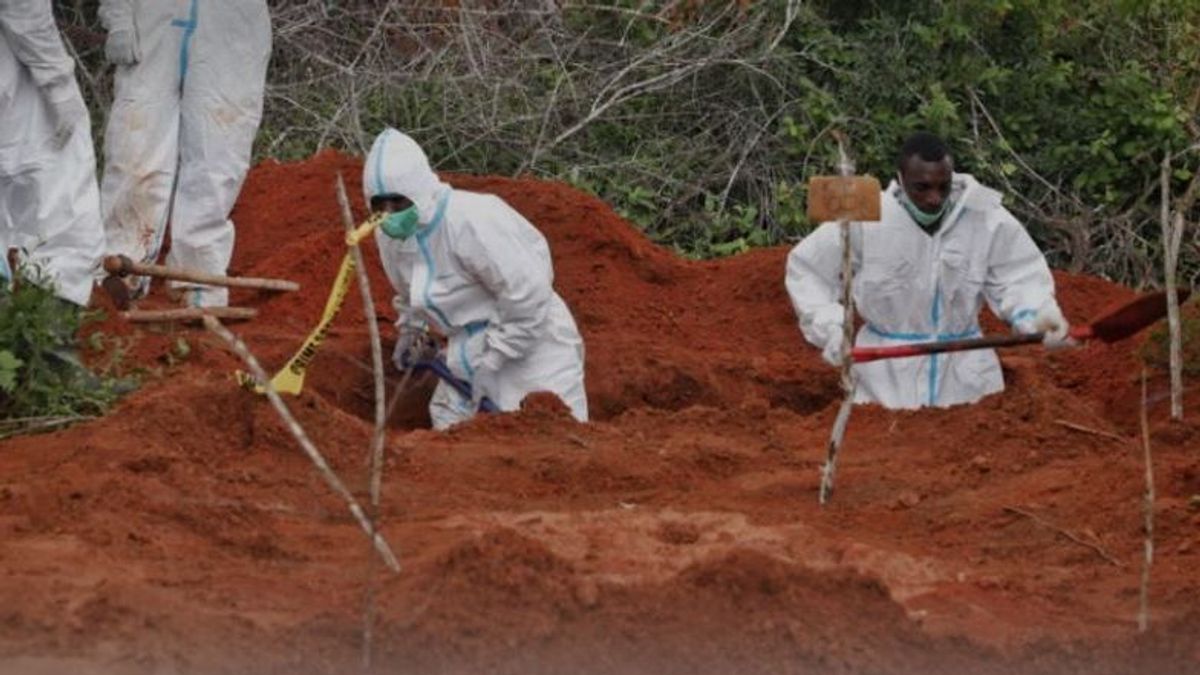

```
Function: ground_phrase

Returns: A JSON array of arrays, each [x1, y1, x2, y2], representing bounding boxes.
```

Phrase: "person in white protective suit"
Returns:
[[786, 132, 1070, 409], [97, 0, 271, 308], [363, 128, 588, 430], [0, 0, 105, 307]]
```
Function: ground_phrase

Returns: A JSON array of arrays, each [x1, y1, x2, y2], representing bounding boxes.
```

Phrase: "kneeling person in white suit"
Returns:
[[364, 128, 588, 429], [786, 132, 1070, 409]]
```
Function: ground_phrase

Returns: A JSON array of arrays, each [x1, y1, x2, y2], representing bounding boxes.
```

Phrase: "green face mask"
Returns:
[[380, 205, 420, 240], [898, 188, 950, 228]]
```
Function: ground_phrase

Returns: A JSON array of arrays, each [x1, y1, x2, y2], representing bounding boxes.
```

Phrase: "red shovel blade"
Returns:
[[1088, 288, 1191, 342]]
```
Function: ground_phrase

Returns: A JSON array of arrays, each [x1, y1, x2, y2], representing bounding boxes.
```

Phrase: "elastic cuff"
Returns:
[[1008, 308, 1037, 325], [1011, 320, 1037, 336]]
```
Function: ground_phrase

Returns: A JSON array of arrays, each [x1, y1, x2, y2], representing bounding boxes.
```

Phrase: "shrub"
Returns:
[[0, 270, 128, 432], [57, 1, 1200, 286]]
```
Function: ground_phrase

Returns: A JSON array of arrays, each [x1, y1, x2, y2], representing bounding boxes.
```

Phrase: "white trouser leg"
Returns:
[[20, 127, 105, 306], [99, 60, 183, 298]]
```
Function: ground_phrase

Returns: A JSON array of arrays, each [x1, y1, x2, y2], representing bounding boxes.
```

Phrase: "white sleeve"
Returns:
[[98, 0, 134, 31], [785, 221, 848, 350], [0, 0, 77, 100], [373, 231, 424, 332], [452, 201, 554, 370], [982, 208, 1060, 330]]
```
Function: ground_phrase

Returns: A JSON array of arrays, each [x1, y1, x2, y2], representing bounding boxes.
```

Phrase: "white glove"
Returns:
[[1034, 303, 1073, 349], [104, 27, 140, 65], [46, 90, 88, 150], [470, 366, 499, 412], [821, 333, 846, 367], [390, 328, 431, 370]]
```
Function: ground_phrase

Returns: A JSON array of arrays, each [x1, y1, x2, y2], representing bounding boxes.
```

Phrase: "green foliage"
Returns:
[[57, 1, 1200, 286], [0, 351, 22, 394], [0, 272, 128, 422]]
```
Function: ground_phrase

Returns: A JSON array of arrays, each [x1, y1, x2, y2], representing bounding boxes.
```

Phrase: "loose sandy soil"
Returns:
[[1, 151, 1197, 674]]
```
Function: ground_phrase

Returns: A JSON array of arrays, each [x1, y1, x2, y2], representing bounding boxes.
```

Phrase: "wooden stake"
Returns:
[[337, 174, 390, 673], [122, 307, 258, 323], [1159, 150, 1184, 421], [202, 315, 401, 573], [819, 134, 859, 506], [1138, 368, 1155, 632], [104, 255, 300, 292]]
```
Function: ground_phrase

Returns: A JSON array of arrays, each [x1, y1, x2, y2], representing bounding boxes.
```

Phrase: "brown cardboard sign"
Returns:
[[806, 175, 882, 223]]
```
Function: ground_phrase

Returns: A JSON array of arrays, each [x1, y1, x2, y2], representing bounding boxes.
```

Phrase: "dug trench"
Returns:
[[0, 150, 1197, 674]]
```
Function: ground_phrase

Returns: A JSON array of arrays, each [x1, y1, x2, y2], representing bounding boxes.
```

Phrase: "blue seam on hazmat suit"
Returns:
[[929, 286, 940, 406], [459, 320, 488, 379], [170, 0, 199, 85], [866, 285, 983, 407], [142, 0, 200, 285], [865, 326, 981, 341], [414, 192, 452, 329]]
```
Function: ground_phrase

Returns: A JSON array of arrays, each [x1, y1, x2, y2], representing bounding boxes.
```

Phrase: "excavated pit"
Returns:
[[0, 150, 1197, 675]]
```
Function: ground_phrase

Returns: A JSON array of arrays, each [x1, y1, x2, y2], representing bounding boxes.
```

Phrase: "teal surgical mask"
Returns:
[[380, 205, 420, 240], [897, 182, 951, 228]]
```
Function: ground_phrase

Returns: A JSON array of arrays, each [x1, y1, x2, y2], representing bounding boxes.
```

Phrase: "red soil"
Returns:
[[1, 150, 1198, 674]]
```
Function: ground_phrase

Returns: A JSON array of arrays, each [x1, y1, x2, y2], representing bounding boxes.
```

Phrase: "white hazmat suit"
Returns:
[[0, 0, 105, 306], [786, 173, 1064, 409], [364, 129, 588, 430], [98, 0, 271, 307]]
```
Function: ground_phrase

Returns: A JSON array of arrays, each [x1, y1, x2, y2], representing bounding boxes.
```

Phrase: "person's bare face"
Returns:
[[370, 194, 414, 214], [899, 156, 953, 214]]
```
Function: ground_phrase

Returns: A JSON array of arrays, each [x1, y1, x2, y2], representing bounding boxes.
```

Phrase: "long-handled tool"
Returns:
[[123, 307, 258, 323], [413, 358, 499, 413], [851, 289, 1190, 364], [102, 254, 300, 309]]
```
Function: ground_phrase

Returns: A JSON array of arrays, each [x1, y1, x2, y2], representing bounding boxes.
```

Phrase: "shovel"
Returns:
[[851, 289, 1190, 364], [413, 357, 500, 413]]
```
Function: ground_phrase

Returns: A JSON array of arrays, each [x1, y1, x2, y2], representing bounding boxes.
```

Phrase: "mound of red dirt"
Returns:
[[1, 150, 1197, 674]]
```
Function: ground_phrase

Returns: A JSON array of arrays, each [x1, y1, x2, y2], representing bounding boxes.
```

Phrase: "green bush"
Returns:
[[0, 271, 127, 429], [57, 1, 1200, 286]]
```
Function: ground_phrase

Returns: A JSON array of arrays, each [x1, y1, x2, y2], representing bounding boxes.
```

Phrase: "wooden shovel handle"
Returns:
[[849, 288, 1184, 364], [851, 325, 1093, 363], [121, 307, 258, 323], [103, 255, 299, 292]]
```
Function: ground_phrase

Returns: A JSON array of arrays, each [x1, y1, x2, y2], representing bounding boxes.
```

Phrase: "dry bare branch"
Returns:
[[1002, 506, 1124, 568], [202, 315, 401, 574]]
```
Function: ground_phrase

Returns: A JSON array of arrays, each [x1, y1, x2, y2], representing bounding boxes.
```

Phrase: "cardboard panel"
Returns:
[[807, 176, 882, 222]]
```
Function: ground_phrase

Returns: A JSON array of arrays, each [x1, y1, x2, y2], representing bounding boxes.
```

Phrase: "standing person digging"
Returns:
[[97, 0, 271, 309], [364, 128, 588, 429], [786, 132, 1070, 409]]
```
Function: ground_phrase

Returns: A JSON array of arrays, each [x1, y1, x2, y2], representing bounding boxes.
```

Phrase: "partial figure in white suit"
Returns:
[[0, 0, 105, 307], [786, 132, 1069, 409], [98, 0, 271, 308]]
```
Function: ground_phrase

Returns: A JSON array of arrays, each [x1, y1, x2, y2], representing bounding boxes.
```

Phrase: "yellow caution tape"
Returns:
[[345, 212, 384, 247], [237, 250, 359, 395]]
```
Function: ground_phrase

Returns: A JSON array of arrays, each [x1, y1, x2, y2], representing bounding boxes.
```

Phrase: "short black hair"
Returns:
[[898, 132, 951, 169]]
